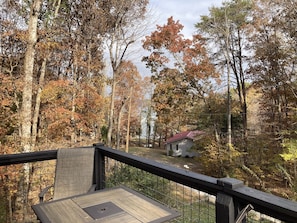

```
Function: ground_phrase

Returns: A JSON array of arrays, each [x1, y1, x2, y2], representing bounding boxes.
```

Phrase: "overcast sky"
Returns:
[[149, 0, 223, 38]]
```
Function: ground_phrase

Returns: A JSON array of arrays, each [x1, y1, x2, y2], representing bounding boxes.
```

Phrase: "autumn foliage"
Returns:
[[143, 17, 218, 132], [2, 0, 297, 221]]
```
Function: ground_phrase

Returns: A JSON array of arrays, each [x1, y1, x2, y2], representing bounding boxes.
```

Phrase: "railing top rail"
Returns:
[[0, 146, 93, 166], [0, 150, 58, 166]]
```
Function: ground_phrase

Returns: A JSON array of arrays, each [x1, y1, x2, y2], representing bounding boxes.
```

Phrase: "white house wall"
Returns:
[[166, 139, 194, 157]]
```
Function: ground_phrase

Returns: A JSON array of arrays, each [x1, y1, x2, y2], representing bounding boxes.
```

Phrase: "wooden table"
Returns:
[[32, 186, 180, 223]]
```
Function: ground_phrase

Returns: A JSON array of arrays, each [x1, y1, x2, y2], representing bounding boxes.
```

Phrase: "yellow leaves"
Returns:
[[41, 80, 71, 103], [228, 144, 242, 159], [281, 139, 297, 162], [37, 41, 60, 51]]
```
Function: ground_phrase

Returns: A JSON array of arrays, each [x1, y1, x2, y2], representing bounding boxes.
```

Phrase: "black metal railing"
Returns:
[[0, 144, 297, 223]]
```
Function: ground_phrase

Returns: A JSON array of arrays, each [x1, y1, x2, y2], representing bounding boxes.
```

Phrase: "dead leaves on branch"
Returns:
[[40, 79, 106, 140], [143, 17, 218, 81]]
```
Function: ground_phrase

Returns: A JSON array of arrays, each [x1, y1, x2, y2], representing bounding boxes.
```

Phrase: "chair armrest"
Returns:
[[39, 185, 53, 203]]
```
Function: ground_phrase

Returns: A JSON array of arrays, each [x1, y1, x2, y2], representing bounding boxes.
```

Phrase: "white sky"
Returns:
[[149, 0, 223, 38]]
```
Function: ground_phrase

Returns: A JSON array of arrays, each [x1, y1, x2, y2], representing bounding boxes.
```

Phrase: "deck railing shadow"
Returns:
[[0, 143, 297, 223]]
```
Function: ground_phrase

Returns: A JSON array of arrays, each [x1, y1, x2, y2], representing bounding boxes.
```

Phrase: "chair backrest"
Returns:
[[53, 147, 95, 200]]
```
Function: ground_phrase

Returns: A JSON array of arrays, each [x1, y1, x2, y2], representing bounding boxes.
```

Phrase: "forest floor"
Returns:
[[129, 146, 202, 171]]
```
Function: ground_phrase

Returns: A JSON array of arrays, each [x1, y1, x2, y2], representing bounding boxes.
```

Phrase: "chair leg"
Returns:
[[235, 204, 254, 223]]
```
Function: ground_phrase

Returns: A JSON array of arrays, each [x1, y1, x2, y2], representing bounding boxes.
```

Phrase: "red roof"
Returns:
[[165, 130, 203, 144]]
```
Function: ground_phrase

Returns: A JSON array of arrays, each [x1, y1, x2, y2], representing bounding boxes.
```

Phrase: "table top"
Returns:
[[32, 186, 180, 223]]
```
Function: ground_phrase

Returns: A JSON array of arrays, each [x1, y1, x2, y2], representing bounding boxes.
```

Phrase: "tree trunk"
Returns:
[[107, 78, 116, 146], [116, 101, 125, 150], [227, 54, 232, 150], [71, 43, 79, 145], [32, 0, 61, 148], [158, 131, 162, 148], [22, 0, 41, 152], [32, 58, 46, 148], [152, 125, 157, 149], [125, 87, 133, 153], [294, 160, 297, 179], [223, 9, 232, 155], [20, 0, 42, 220], [234, 28, 248, 154]]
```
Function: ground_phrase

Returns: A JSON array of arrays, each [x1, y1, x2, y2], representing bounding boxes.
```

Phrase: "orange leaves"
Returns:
[[143, 16, 217, 82], [143, 17, 220, 131], [2, 29, 28, 43], [1, 98, 11, 107], [115, 61, 143, 110], [144, 17, 184, 52], [36, 41, 60, 55], [0, 74, 15, 107], [142, 17, 185, 69], [75, 84, 105, 113], [44, 107, 73, 139], [143, 16, 218, 95], [40, 78, 107, 140], [0, 73, 19, 140], [149, 52, 169, 65]]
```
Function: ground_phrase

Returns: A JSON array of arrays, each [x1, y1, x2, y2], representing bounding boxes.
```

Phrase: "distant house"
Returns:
[[165, 130, 204, 157]]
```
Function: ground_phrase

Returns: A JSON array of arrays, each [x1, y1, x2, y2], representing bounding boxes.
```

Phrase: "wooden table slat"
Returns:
[[32, 186, 179, 223], [38, 199, 92, 223], [113, 194, 171, 222], [72, 188, 128, 208], [91, 211, 142, 223]]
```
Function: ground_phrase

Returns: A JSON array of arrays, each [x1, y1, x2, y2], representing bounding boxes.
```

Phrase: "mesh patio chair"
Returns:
[[39, 147, 96, 202]]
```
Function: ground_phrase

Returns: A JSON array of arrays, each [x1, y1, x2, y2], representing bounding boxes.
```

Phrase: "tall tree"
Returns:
[[196, 0, 253, 152], [0, 1, 108, 220], [31, 0, 62, 148], [114, 61, 143, 151], [248, 0, 297, 181], [21, 0, 42, 152], [20, 0, 42, 220], [143, 17, 218, 136], [36, 0, 106, 144], [249, 0, 297, 136], [101, 0, 149, 146]]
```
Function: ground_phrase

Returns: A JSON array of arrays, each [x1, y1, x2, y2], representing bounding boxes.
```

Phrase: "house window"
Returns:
[[176, 144, 178, 151]]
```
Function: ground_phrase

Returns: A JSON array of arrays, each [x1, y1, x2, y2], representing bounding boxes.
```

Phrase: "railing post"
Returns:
[[93, 143, 105, 190], [216, 178, 244, 223]]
